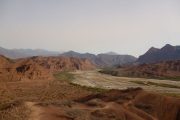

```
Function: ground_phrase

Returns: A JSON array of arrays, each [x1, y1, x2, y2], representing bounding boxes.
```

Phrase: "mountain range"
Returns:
[[1, 44, 180, 67], [137, 44, 180, 64], [0, 47, 137, 67], [61, 51, 137, 67], [0, 47, 60, 58]]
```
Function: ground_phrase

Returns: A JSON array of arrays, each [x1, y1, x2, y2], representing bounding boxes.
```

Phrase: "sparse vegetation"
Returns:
[[54, 71, 106, 93], [130, 81, 146, 85], [70, 83, 106, 93], [99, 69, 118, 76], [100, 68, 180, 81], [0, 101, 21, 111], [0, 99, 30, 120], [157, 76, 180, 81], [54, 71, 75, 81], [0, 70, 180, 120], [130, 81, 180, 89], [0, 104, 30, 120], [161, 93, 180, 98], [0, 71, 94, 119]]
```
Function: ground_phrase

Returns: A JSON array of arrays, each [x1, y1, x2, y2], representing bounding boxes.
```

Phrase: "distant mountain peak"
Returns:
[[146, 47, 159, 54], [102, 52, 119, 55], [161, 44, 175, 51], [164, 44, 173, 47], [65, 50, 78, 54], [162, 44, 173, 47]]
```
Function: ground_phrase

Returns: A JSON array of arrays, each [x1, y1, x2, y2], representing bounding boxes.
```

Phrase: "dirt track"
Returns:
[[72, 70, 180, 94]]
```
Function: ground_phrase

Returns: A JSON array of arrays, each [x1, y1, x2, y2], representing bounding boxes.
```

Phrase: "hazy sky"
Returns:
[[0, 0, 180, 57]]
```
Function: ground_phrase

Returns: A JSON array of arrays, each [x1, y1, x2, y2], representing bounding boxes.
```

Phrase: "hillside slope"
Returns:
[[24, 88, 180, 120], [123, 60, 180, 79], [0, 56, 95, 81]]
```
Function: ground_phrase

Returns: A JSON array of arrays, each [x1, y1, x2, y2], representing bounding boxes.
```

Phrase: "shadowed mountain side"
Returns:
[[137, 44, 180, 64]]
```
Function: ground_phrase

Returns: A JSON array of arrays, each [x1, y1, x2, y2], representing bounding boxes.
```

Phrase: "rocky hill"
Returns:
[[137, 44, 180, 64], [123, 60, 180, 79], [101, 60, 180, 80], [0, 55, 95, 81]]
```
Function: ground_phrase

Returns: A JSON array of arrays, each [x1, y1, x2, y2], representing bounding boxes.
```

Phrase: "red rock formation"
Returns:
[[0, 56, 95, 81]]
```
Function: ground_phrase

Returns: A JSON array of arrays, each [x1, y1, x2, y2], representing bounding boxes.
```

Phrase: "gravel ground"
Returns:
[[72, 70, 180, 94]]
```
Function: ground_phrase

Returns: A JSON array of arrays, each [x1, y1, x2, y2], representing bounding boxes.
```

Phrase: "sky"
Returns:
[[0, 0, 180, 57]]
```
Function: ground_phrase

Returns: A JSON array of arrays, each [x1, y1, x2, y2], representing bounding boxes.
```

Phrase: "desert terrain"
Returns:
[[1, 0, 180, 119], [1, 68, 180, 120], [0, 56, 180, 120]]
